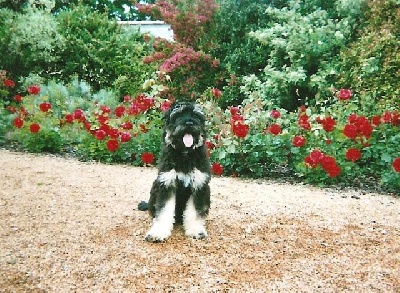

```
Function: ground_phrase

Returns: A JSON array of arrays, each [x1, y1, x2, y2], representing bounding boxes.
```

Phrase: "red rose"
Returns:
[[304, 156, 318, 168], [321, 117, 336, 132], [205, 140, 215, 150], [65, 114, 74, 123], [115, 105, 126, 118], [268, 123, 281, 135], [13, 117, 24, 128], [120, 132, 131, 143], [326, 164, 341, 178], [382, 111, 392, 123], [346, 148, 361, 162], [108, 128, 120, 139], [141, 152, 155, 164], [310, 149, 324, 164], [121, 121, 133, 130], [233, 122, 249, 138], [337, 89, 352, 100], [211, 88, 222, 98], [73, 109, 85, 121], [212, 163, 224, 176], [292, 135, 306, 147], [270, 109, 281, 119], [94, 129, 107, 140], [343, 124, 357, 139], [29, 123, 40, 133], [298, 114, 311, 130], [14, 95, 23, 102], [230, 107, 240, 116], [392, 157, 400, 173], [371, 115, 381, 126], [3, 79, 15, 87], [106, 139, 119, 152], [161, 100, 172, 112], [123, 95, 131, 102], [39, 102, 52, 112], [348, 113, 358, 124], [27, 85, 40, 95]]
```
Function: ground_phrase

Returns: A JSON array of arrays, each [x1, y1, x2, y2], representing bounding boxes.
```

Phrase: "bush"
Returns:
[[247, 0, 367, 110], [337, 0, 399, 109], [56, 4, 153, 94], [0, 6, 65, 80]]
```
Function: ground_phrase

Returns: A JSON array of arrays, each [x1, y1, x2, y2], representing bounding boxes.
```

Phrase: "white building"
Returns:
[[118, 21, 173, 41]]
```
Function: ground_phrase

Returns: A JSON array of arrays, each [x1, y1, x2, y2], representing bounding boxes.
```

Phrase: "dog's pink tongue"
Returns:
[[183, 134, 194, 148]]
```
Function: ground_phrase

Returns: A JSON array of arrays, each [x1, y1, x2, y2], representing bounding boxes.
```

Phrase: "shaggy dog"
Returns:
[[144, 101, 211, 242]]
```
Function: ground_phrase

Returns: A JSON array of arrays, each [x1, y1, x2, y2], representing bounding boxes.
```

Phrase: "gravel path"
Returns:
[[0, 149, 399, 292]]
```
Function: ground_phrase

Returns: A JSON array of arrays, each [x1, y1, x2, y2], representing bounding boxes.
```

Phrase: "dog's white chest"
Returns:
[[158, 168, 209, 190]]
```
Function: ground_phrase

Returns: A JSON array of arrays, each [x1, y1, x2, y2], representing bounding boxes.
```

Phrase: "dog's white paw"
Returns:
[[185, 226, 208, 240], [145, 228, 171, 243]]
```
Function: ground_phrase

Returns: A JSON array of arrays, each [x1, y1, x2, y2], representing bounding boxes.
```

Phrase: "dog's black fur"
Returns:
[[144, 102, 211, 242]]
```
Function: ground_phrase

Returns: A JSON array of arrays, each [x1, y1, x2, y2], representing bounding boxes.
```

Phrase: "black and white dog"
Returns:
[[144, 102, 211, 242]]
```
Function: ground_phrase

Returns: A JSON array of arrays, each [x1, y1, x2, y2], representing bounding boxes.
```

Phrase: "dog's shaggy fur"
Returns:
[[145, 102, 211, 242]]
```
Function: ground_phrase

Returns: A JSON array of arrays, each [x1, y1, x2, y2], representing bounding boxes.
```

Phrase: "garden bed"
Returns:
[[0, 149, 399, 291]]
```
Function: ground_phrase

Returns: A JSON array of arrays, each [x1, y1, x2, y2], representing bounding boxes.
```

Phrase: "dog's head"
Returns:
[[163, 102, 206, 151]]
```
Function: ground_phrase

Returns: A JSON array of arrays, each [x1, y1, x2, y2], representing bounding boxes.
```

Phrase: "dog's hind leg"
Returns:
[[145, 192, 176, 242]]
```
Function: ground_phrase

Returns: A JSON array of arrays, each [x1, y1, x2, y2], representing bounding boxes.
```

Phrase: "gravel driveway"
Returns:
[[1, 150, 399, 291]]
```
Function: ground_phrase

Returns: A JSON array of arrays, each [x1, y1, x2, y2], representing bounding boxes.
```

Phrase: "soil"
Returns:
[[1, 149, 399, 292]]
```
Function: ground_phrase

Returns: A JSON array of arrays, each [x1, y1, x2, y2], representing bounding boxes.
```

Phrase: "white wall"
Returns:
[[118, 21, 173, 41]]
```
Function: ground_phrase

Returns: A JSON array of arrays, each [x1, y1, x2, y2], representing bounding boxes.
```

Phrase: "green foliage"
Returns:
[[56, 4, 153, 93], [337, 0, 400, 109], [0, 6, 65, 80], [247, 0, 367, 110]]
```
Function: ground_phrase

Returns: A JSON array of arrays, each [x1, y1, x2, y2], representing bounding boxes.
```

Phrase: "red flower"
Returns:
[[298, 114, 311, 130], [13, 117, 24, 128], [310, 149, 324, 164], [232, 122, 249, 138], [123, 95, 131, 103], [120, 132, 131, 143], [73, 109, 85, 121], [343, 124, 357, 139], [65, 114, 74, 123], [371, 115, 381, 126], [94, 129, 107, 140], [337, 89, 352, 100], [205, 140, 215, 150], [230, 107, 240, 116], [211, 88, 222, 98], [39, 102, 52, 112], [292, 135, 306, 147], [14, 95, 23, 102], [392, 157, 400, 173], [326, 164, 341, 178], [270, 109, 281, 119], [320, 117, 336, 132], [3, 79, 15, 87], [212, 163, 224, 176], [268, 124, 281, 135], [106, 139, 119, 152], [141, 152, 155, 164], [27, 85, 40, 95], [115, 105, 126, 118], [121, 121, 133, 130], [382, 111, 392, 123], [29, 123, 40, 133], [161, 100, 172, 112], [108, 128, 120, 139], [346, 148, 361, 162]]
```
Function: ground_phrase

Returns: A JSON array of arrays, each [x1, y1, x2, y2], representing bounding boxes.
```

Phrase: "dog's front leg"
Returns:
[[145, 189, 176, 243], [183, 186, 210, 240]]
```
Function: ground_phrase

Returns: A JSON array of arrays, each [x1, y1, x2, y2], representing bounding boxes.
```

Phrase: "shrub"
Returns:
[[56, 4, 153, 93], [137, 0, 221, 101], [248, 0, 367, 110], [0, 6, 65, 80], [337, 0, 399, 109]]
